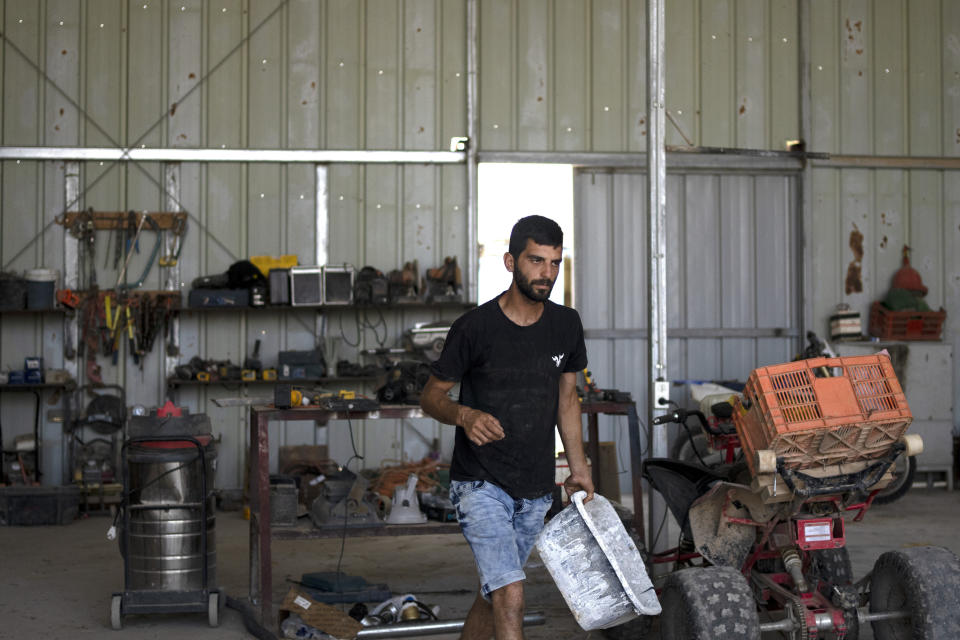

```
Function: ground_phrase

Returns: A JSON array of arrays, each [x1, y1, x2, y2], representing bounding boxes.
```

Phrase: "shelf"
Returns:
[[0, 382, 75, 391], [179, 301, 474, 313], [271, 519, 461, 540], [167, 376, 377, 388], [0, 308, 68, 316]]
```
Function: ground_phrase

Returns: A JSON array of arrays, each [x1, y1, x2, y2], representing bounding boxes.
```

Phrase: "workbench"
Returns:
[[247, 400, 644, 627]]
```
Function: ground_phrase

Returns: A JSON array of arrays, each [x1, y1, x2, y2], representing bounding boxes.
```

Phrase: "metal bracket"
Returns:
[[450, 136, 469, 152]]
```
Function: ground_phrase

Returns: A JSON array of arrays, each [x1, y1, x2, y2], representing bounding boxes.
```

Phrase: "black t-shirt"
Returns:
[[430, 294, 588, 499]]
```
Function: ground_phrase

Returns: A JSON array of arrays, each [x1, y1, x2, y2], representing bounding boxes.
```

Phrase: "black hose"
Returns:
[[225, 594, 278, 640]]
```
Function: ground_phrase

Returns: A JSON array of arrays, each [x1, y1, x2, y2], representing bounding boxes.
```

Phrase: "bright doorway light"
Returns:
[[477, 164, 575, 306]]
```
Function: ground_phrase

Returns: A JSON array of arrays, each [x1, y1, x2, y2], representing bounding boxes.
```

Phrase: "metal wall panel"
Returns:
[[807, 165, 960, 435], [0, 1, 468, 488], [478, 0, 800, 152], [3, 0, 959, 488], [806, 1, 960, 434], [575, 168, 797, 494]]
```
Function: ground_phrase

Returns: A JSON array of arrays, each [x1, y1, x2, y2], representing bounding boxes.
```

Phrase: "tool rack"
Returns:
[[245, 400, 644, 627]]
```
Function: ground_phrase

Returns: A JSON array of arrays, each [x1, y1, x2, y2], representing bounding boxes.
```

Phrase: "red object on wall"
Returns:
[[156, 400, 183, 417], [892, 245, 928, 296]]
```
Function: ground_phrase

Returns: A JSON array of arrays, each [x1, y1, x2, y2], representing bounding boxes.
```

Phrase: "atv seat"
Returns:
[[642, 459, 729, 539]]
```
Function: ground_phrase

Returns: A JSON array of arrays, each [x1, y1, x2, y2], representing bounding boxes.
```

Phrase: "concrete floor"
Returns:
[[0, 488, 957, 639]]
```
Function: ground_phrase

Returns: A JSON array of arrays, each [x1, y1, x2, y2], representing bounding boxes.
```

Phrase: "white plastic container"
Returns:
[[536, 491, 660, 630]]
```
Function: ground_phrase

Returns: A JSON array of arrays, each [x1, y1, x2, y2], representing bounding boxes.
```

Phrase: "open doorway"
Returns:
[[477, 163, 575, 307]]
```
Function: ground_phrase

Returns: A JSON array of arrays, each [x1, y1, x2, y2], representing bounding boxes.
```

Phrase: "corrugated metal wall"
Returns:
[[575, 169, 797, 474], [478, 0, 800, 151], [0, 0, 469, 488], [2, 0, 959, 488], [806, 0, 960, 434]]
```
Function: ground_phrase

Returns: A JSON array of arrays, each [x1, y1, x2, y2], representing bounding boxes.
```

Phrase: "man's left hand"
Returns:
[[563, 471, 595, 503]]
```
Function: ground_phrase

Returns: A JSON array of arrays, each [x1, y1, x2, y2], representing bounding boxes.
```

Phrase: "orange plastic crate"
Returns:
[[869, 301, 945, 341], [733, 354, 912, 476]]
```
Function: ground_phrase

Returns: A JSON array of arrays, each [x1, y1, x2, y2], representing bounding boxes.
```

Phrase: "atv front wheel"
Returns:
[[870, 546, 960, 639], [660, 566, 760, 639]]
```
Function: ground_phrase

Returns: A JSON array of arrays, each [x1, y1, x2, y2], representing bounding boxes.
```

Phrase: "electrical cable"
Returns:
[[334, 416, 364, 600], [109, 458, 194, 531], [339, 311, 362, 347], [225, 594, 278, 640], [649, 505, 670, 556], [679, 417, 711, 468]]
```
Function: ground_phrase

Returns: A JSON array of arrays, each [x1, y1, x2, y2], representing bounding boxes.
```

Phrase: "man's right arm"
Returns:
[[420, 375, 505, 446]]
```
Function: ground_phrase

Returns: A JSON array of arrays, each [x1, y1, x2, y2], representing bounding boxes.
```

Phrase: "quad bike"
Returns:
[[609, 353, 960, 639]]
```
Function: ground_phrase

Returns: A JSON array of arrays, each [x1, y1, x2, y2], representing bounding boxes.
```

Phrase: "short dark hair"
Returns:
[[509, 215, 563, 258]]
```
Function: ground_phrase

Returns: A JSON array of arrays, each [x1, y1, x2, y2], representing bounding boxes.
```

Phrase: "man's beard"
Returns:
[[514, 268, 555, 302]]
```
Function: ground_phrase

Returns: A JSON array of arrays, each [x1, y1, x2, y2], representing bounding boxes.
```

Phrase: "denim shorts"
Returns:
[[449, 479, 553, 599]]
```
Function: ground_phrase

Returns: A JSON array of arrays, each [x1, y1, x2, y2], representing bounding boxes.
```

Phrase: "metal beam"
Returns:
[[647, 0, 668, 556], [18, 146, 960, 171], [315, 164, 329, 344], [466, 0, 480, 303], [0, 147, 464, 164], [798, 0, 814, 351], [585, 327, 800, 339], [478, 150, 803, 173], [163, 163, 182, 388], [62, 161, 81, 484], [810, 155, 960, 170]]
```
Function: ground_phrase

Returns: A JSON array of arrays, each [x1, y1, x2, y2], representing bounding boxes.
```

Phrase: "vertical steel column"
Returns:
[[163, 163, 181, 384], [63, 162, 81, 383], [315, 164, 329, 267], [465, 0, 479, 303], [62, 162, 81, 484], [646, 0, 669, 554], [798, 0, 813, 343], [315, 164, 329, 341]]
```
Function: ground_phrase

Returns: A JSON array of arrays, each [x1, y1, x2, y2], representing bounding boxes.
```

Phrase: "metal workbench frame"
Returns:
[[246, 400, 644, 628]]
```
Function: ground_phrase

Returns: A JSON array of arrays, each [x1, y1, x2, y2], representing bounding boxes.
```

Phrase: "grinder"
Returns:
[[242, 339, 262, 381]]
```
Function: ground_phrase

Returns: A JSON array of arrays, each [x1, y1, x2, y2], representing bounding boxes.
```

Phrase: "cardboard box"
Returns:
[[279, 586, 361, 639], [279, 445, 331, 508], [556, 441, 621, 503], [596, 442, 621, 503]]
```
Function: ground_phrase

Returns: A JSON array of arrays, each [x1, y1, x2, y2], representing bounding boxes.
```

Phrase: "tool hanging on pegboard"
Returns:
[[66, 208, 98, 290], [72, 290, 181, 381]]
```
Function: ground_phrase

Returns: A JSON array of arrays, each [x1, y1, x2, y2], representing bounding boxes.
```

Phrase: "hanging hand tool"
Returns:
[[105, 294, 122, 364], [158, 215, 187, 268], [125, 305, 138, 364], [116, 214, 146, 289], [116, 214, 163, 291], [126, 210, 140, 255], [80, 295, 103, 385]]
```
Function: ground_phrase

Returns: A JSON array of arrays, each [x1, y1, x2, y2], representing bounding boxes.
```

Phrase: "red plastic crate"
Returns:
[[869, 301, 945, 341], [733, 354, 912, 476]]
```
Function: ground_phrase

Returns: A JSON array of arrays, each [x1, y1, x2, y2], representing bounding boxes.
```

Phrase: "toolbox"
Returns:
[[279, 348, 327, 379], [0, 485, 81, 526]]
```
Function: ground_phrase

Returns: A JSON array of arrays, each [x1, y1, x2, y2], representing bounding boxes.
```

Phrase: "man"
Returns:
[[420, 215, 594, 640]]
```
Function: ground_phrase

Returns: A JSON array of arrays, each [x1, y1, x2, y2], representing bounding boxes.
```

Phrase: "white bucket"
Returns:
[[536, 491, 660, 630]]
